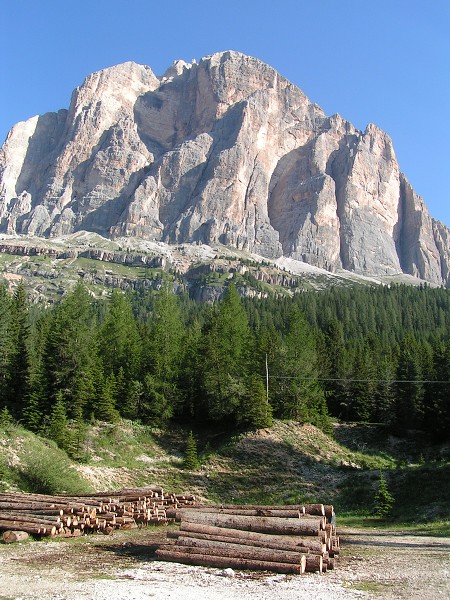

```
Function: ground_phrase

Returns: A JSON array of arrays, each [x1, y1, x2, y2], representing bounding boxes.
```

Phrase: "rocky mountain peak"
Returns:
[[0, 52, 448, 286]]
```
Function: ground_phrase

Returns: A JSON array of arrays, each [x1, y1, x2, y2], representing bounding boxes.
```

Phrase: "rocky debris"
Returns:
[[1, 52, 449, 285]]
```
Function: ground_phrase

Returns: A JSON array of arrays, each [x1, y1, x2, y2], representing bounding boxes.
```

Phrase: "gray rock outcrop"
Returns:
[[0, 51, 448, 285]]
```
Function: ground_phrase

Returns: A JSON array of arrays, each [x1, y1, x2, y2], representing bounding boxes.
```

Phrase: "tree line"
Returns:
[[0, 280, 449, 449]]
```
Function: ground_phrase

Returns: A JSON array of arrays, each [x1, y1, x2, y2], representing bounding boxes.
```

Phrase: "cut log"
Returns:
[[169, 530, 314, 553], [195, 504, 306, 513], [175, 536, 309, 564], [155, 547, 304, 574], [178, 523, 326, 553], [0, 514, 61, 527], [302, 504, 325, 516], [324, 505, 335, 522], [305, 554, 323, 573], [0, 520, 56, 536], [2, 530, 30, 543], [168, 508, 302, 520], [180, 511, 323, 536], [0, 508, 65, 517]]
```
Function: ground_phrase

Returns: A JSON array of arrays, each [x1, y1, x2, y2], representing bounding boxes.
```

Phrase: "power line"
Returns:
[[265, 376, 450, 384]]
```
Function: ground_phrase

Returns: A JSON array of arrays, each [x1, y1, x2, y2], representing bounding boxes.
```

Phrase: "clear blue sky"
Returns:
[[1, 0, 449, 225]]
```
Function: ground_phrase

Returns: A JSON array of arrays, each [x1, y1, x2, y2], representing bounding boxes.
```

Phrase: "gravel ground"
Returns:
[[0, 526, 448, 599]]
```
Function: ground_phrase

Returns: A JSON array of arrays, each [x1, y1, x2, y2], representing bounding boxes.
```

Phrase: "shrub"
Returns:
[[19, 443, 93, 495], [373, 471, 395, 518], [183, 431, 199, 470]]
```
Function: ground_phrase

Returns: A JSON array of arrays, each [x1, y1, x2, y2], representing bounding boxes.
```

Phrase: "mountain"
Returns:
[[1, 51, 449, 286]]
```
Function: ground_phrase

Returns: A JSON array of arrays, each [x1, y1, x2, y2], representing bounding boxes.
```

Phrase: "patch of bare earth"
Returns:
[[0, 526, 448, 600]]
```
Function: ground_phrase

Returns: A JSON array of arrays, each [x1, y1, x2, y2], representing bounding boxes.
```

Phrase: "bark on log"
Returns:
[[302, 504, 325, 516], [0, 514, 60, 527], [171, 538, 306, 572], [324, 505, 335, 522], [168, 508, 302, 520], [169, 530, 314, 553], [195, 504, 306, 513], [2, 530, 30, 543], [305, 554, 323, 573], [155, 547, 304, 574], [179, 523, 326, 553], [180, 511, 322, 536], [0, 507, 65, 516], [0, 520, 56, 536], [175, 536, 309, 564]]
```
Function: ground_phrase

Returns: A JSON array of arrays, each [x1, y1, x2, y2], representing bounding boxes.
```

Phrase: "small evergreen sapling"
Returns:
[[373, 471, 395, 518], [184, 431, 199, 469], [0, 406, 13, 427]]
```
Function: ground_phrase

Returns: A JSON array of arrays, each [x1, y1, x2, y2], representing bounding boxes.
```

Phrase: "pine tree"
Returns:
[[348, 339, 377, 422], [373, 349, 397, 425], [24, 311, 51, 431], [373, 472, 395, 518], [142, 286, 184, 420], [122, 379, 143, 421], [0, 284, 12, 410], [0, 406, 13, 427], [424, 341, 450, 441], [238, 374, 273, 429], [179, 319, 203, 418], [96, 372, 120, 422], [272, 306, 330, 432], [46, 391, 71, 451], [199, 284, 252, 422], [322, 317, 352, 419], [141, 373, 174, 426], [395, 335, 425, 432], [42, 283, 98, 419], [183, 431, 199, 469], [98, 290, 142, 385], [7, 282, 31, 419]]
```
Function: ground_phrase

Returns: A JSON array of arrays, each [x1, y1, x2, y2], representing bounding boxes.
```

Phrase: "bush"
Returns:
[[19, 443, 93, 495], [183, 431, 199, 470], [373, 472, 395, 518], [0, 457, 9, 492]]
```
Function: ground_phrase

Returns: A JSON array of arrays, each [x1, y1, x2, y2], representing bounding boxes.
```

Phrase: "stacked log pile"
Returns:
[[0, 486, 196, 542], [156, 503, 339, 574]]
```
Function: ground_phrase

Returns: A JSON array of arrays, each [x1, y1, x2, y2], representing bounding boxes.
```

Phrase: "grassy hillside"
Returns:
[[1, 419, 448, 529]]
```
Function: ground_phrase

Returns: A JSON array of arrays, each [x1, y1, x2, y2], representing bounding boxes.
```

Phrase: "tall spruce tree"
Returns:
[[46, 390, 71, 451], [142, 286, 184, 421], [238, 373, 273, 429], [98, 290, 142, 390], [7, 282, 30, 419], [42, 282, 98, 419], [271, 306, 330, 431], [322, 318, 351, 419], [395, 335, 425, 432], [199, 284, 251, 422], [0, 285, 12, 410]]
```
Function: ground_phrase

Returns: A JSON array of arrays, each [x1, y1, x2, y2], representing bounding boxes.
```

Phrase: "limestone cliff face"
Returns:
[[0, 51, 448, 285]]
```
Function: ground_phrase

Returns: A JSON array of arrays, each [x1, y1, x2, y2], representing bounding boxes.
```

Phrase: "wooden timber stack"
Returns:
[[156, 503, 339, 575], [0, 486, 196, 542]]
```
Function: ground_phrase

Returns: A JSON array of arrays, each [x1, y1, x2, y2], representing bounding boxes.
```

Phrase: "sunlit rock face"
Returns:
[[0, 51, 448, 284]]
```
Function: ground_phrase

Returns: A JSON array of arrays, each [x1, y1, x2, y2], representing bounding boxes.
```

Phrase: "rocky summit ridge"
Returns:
[[1, 51, 449, 286]]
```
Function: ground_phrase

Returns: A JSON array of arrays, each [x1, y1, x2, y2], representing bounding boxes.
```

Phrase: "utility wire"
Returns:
[[265, 376, 450, 384]]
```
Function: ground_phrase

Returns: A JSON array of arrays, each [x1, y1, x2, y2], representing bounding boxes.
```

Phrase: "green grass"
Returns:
[[338, 513, 450, 536], [1, 419, 449, 531], [0, 423, 94, 494], [345, 581, 395, 594]]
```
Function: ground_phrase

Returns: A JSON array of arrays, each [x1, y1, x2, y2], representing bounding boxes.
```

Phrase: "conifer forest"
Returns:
[[1, 281, 449, 450]]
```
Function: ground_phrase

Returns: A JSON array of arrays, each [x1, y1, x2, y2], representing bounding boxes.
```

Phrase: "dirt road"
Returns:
[[0, 526, 448, 599]]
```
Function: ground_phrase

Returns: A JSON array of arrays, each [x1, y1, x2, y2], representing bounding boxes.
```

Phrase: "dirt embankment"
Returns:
[[0, 526, 448, 600]]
